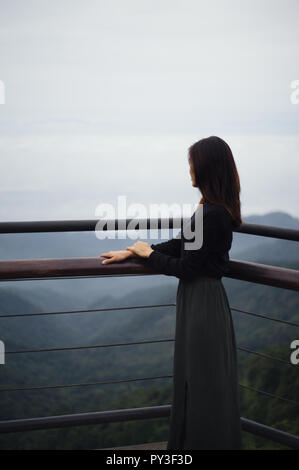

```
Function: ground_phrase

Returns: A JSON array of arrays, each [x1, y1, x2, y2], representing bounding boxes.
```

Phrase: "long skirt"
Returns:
[[167, 276, 242, 450]]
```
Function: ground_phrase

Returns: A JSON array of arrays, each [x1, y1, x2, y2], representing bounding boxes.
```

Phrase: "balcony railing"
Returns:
[[0, 218, 298, 450]]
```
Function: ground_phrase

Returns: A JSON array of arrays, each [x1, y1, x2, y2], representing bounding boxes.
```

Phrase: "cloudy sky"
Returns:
[[0, 0, 298, 221]]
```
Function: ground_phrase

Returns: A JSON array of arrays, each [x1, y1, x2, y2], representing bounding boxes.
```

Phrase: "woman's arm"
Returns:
[[149, 209, 201, 257], [143, 211, 226, 281], [100, 213, 196, 263], [150, 235, 181, 257]]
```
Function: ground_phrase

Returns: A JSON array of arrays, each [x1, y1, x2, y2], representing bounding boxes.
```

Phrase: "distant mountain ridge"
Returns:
[[230, 210, 299, 259]]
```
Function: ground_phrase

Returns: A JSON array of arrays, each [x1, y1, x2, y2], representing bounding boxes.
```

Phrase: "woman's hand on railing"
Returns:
[[99, 250, 135, 265], [126, 241, 154, 258]]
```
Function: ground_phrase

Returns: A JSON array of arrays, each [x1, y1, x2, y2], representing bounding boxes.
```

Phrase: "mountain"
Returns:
[[230, 210, 299, 265]]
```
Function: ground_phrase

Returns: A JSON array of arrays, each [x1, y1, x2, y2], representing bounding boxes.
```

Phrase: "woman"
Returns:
[[99, 136, 243, 450]]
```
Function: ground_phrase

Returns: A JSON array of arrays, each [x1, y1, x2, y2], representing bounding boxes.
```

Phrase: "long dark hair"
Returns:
[[188, 136, 242, 228]]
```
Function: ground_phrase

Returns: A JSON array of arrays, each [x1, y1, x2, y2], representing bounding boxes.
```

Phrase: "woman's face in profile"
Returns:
[[189, 160, 196, 187]]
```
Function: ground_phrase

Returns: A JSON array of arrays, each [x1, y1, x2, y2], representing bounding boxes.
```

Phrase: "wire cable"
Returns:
[[6, 338, 174, 355], [231, 307, 299, 327], [237, 345, 292, 365], [0, 375, 173, 393], [1, 303, 298, 328], [239, 383, 299, 407], [0, 303, 176, 319]]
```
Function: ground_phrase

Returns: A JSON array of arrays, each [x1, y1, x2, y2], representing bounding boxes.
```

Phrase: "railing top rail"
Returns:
[[0, 406, 298, 450], [0, 257, 298, 290], [0, 218, 298, 241]]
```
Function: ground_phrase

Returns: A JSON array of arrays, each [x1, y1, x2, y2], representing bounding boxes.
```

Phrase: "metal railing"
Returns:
[[0, 218, 298, 449]]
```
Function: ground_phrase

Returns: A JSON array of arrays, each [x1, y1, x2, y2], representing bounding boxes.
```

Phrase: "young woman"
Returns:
[[100, 135, 243, 450]]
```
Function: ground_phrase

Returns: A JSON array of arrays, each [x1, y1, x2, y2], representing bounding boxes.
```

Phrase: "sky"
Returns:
[[0, 0, 298, 221]]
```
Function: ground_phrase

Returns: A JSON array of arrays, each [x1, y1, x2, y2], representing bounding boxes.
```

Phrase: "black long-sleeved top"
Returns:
[[144, 202, 233, 281]]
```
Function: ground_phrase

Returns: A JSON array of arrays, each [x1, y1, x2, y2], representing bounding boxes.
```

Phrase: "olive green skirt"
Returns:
[[167, 276, 242, 450]]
